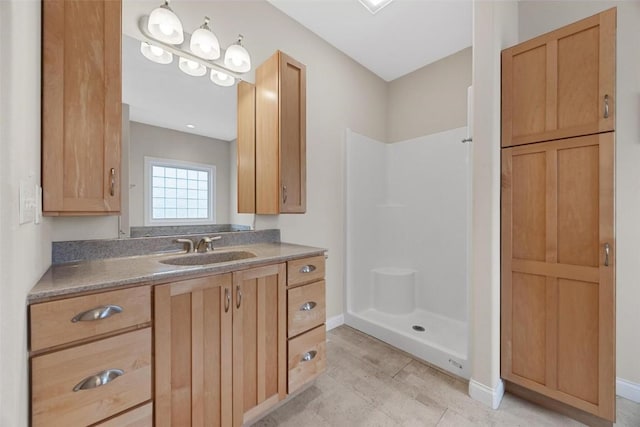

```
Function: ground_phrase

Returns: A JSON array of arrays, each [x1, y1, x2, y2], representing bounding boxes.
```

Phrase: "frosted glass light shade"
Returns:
[[190, 18, 220, 60], [210, 69, 234, 87], [140, 42, 173, 64], [148, 2, 184, 44], [178, 57, 207, 77], [224, 40, 251, 73]]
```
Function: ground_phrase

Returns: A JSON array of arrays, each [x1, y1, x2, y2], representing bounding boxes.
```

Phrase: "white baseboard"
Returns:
[[326, 314, 345, 331], [617, 377, 640, 403], [469, 378, 505, 410]]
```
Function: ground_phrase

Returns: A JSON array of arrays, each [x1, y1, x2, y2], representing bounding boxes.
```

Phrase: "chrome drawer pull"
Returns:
[[604, 94, 610, 118], [300, 301, 316, 311], [604, 242, 610, 266], [224, 288, 231, 313], [73, 368, 124, 392], [299, 265, 316, 274], [301, 350, 317, 362], [71, 305, 123, 323]]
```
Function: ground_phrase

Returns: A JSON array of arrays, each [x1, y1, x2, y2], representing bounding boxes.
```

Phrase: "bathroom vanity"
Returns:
[[28, 236, 327, 426]]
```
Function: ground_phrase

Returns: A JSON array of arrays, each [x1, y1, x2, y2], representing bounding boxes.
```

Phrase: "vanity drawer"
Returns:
[[288, 280, 326, 338], [288, 325, 326, 394], [30, 285, 151, 351], [287, 255, 325, 287], [94, 402, 153, 427], [31, 328, 152, 427]]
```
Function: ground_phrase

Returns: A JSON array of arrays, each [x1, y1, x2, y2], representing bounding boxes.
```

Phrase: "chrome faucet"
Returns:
[[196, 236, 222, 253], [175, 238, 195, 253]]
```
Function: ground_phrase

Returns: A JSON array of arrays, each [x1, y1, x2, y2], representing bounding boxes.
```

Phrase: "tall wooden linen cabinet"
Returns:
[[501, 8, 616, 424], [237, 51, 307, 214]]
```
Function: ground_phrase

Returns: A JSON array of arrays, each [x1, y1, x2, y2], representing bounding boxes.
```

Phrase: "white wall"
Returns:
[[518, 0, 640, 389], [346, 128, 470, 322], [128, 121, 231, 226], [469, 0, 518, 408], [387, 47, 472, 143], [0, 2, 53, 426]]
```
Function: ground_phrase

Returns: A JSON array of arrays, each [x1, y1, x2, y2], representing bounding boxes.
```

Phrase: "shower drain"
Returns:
[[412, 325, 426, 332]]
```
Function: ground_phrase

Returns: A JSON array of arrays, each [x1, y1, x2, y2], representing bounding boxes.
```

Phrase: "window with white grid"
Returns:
[[144, 157, 215, 225]]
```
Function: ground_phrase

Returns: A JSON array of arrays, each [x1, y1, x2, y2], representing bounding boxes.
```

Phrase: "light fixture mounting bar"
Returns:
[[137, 16, 245, 80]]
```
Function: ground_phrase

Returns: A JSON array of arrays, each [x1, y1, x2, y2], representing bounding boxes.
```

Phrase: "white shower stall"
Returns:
[[345, 127, 471, 378]]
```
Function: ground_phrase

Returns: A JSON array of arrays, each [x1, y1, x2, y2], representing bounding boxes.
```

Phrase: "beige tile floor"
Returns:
[[252, 326, 640, 427]]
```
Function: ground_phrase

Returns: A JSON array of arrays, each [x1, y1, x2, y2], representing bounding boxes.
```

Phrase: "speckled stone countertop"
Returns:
[[29, 242, 326, 304]]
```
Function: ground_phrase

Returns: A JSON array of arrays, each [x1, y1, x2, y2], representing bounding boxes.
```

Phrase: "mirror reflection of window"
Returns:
[[144, 157, 216, 226]]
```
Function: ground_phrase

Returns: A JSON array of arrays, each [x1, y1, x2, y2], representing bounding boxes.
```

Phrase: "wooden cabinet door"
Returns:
[[42, 0, 122, 215], [237, 81, 256, 214], [501, 8, 615, 147], [278, 52, 307, 214], [501, 133, 615, 421], [155, 274, 233, 427], [232, 264, 287, 426], [255, 51, 306, 214]]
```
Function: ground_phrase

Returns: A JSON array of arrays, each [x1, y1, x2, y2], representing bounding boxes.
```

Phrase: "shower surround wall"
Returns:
[[345, 128, 470, 378]]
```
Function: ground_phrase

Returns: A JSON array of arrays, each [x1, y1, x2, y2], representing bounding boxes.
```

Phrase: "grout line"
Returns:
[[435, 407, 449, 426], [392, 359, 413, 379]]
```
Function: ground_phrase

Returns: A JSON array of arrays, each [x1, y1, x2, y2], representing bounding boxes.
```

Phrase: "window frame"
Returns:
[[144, 156, 216, 226]]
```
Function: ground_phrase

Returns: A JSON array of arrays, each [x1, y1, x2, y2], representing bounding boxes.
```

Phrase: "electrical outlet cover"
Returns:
[[19, 178, 36, 225]]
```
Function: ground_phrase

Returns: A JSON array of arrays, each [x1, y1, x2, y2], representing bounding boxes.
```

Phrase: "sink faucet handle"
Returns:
[[175, 238, 194, 253]]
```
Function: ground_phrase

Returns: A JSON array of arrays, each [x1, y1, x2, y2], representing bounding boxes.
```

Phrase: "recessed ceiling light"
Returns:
[[186, 124, 195, 129], [359, 0, 394, 15]]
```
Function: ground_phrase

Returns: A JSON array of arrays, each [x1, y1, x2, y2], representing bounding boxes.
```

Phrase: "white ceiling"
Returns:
[[267, 0, 473, 81], [121, 0, 472, 141]]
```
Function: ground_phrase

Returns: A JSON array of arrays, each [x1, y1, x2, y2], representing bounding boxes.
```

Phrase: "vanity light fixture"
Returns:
[[179, 57, 207, 77], [359, 0, 394, 15], [224, 35, 251, 73], [190, 17, 220, 60], [210, 69, 235, 87], [140, 42, 173, 64], [147, 0, 184, 44], [139, 5, 251, 88]]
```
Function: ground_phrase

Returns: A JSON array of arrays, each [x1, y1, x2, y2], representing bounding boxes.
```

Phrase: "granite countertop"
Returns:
[[29, 242, 326, 304]]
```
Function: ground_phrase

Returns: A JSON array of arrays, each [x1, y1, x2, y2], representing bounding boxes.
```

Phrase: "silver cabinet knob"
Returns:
[[300, 302, 317, 311], [299, 265, 316, 274], [301, 350, 317, 362]]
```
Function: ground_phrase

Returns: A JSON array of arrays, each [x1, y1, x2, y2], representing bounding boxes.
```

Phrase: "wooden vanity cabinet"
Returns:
[[501, 8, 615, 148], [254, 51, 307, 214], [42, 0, 122, 215], [154, 264, 287, 427], [29, 286, 152, 426]]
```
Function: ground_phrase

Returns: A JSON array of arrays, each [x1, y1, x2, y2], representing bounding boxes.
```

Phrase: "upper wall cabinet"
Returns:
[[42, 0, 122, 215], [252, 51, 307, 215], [501, 8, 615, 148]]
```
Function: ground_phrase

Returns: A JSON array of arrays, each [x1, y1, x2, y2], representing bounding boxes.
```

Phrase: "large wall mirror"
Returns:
[[121, 2, 256, 235]]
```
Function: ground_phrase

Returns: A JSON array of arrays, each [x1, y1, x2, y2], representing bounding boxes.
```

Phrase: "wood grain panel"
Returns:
[[42, 0, 121, 214], [94, 402, 153, 427], [287, 255, 326, 287], [171, 293, 192, 427], [511, 273, 547, 384], [557, 279, 599, 404], [233, 264, 286, 426], [511, 45, 547, 139], [237, 81, 256, 213], [154, 274, 232, 427], [30, 286, 150, 352], [557, 27, 599, 129], [279, 52, 307, 213], [31, 329, 151, 427], [557, 143, 599, 267], [288, 325, 327, 394], [255, 53, 280, 214], [288, 280, 326, 337], [512, 151, 547, 261], [501, 8, 615, 148]]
